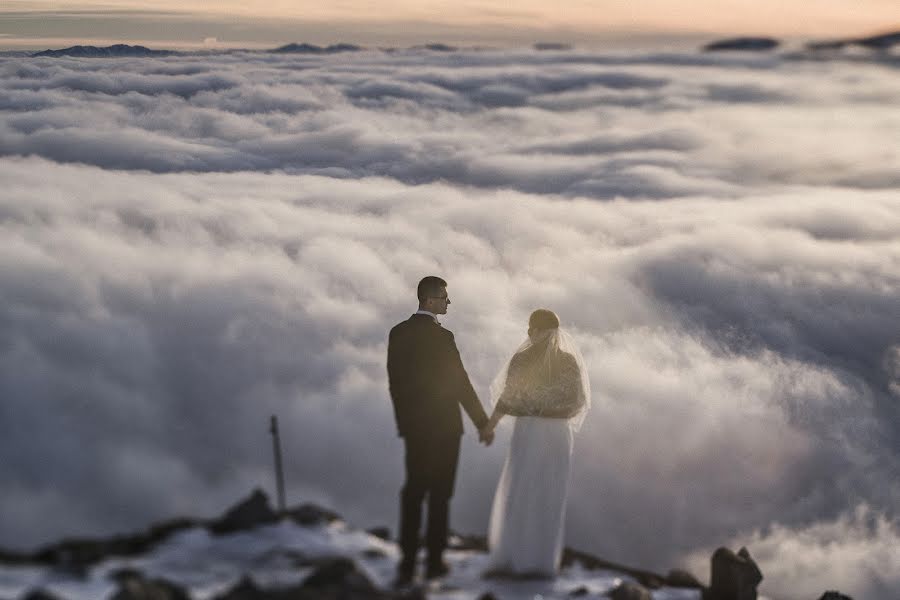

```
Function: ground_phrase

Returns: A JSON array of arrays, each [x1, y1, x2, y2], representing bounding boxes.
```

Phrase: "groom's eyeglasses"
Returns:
[[430, 295, 450, 302]]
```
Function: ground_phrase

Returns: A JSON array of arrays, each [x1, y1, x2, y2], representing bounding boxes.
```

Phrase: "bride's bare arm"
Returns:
[[487, 404, 506, 431]]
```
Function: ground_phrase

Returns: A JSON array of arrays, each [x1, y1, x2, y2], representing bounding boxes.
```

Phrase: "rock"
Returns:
[[569, 585, 590, 596], [302, 557, 376, 592], [366, 526, 391, 541], [704, 546, 763, 600], [285, 503, 341, 526], [560, 547, 667, 589], [208, 488, 279, 535], [213, 576, 270, 600], [665, 568, 704, 588], [703, 38, 780, 52], [448, 533, 487, 552], [109, 570, 191, 600], [109, 567, 145, 582], [608, 581, 652, 600], [145, 518, 202, 543], [36, 541, 101, 576], [818, 593, 853, 600], [29, 516, 200, 570], [22, 590, 64, 600], [0, 548, 33, 565], [214, 571, 417, 600]]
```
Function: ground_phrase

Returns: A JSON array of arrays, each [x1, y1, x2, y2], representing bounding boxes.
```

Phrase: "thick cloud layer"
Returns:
[[1, 48, 899, 599], [2, 50, 900, 195]]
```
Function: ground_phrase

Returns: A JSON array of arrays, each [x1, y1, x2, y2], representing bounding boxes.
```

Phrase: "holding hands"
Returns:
[[478, 423, 495, 446], [478, 408, 504, 446]]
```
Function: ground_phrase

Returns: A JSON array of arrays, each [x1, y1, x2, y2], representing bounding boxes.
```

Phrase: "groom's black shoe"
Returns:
[[425, 560, 450, 580]]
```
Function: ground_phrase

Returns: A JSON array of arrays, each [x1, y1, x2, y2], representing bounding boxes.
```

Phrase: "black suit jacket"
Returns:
[[387, 314, 488, 438]]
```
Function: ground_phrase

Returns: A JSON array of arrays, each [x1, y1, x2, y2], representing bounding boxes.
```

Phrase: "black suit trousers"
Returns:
[[399, 431, 461, 565]]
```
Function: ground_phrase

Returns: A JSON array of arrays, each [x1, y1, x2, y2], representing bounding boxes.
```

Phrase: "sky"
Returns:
[[1, 43, 899, 600], [1, 0, 899, 49]]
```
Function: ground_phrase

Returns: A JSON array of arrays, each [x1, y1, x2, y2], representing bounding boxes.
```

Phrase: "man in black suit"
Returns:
[[387, 275, 494, 584]]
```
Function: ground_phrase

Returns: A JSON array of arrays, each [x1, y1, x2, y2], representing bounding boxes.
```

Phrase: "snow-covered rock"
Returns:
[[0, 491, 703, 600]]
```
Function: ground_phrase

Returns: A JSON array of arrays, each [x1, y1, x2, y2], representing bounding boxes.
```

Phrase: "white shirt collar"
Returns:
[[414, 309, 439, 324]]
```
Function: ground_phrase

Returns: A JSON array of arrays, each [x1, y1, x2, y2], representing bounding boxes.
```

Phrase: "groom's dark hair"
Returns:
[[417, 276, 447, 302]]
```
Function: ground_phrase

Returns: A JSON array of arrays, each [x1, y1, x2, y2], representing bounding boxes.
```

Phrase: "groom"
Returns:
[[387, 275, 494, 584]]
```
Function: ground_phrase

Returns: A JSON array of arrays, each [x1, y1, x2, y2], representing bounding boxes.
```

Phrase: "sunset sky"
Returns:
[[2, 0, 899, 49], [2, 1, 900, 598]]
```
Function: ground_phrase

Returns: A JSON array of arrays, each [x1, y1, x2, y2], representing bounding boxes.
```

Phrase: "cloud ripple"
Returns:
[[0, 48, 899, 600]]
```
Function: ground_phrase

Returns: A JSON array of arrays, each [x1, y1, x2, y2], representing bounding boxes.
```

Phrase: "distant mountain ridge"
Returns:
[[807, 30, 900, 51], [703, 37, 780, 52], [270, 43, 362, 54], [31, 44, 175, 58], [22, 30, 900, 60]]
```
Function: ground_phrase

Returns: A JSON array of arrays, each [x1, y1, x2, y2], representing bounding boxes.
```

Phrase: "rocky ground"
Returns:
[[0, 490, 852, 600]]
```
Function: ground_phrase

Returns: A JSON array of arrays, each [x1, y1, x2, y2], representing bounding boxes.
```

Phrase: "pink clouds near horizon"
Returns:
[[0, 0, 898, 49]]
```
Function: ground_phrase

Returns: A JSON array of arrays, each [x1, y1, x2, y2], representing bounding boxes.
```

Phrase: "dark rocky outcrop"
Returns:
[[1, 490, 322, 569], [32, 45, 174, 58], [561, 547, 696, 590], [607, 581, 652, 600], [366, 526, 390, 541], [213, 576, 268, 600], [214, 567, 422, 600], [665, 568, 704, 588], [817, 593, 853, 600], [703, 546, 763, 600], [109, 570, 191, 600], [285, 502, 341, 526], [703, 38, 780, 52], [208, 488, 279, 535], [21, 589, 64, 600], [302, 557, 376, 591], [29, 516, 202, 572]]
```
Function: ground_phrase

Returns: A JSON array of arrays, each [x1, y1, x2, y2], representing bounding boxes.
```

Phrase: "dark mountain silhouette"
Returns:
[[416, 43, 457, 52], [31, 44, 175, 58], [270, 43, 363, 54], [534, 42, 572, 51], [703, 37, 780, 52], [807, 30, 900, 51]]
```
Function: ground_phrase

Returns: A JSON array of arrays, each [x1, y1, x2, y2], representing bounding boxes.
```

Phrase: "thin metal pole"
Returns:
[[269, 415, 286, 513]]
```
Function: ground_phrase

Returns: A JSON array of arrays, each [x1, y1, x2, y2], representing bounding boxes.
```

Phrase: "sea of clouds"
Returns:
[[1, 47, 899, 599]]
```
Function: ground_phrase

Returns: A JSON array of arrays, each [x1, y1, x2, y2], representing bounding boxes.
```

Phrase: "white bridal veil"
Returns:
[[489, 327, 591, 432]]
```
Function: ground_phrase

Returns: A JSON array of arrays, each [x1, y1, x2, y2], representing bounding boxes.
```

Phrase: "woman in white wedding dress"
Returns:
[[483, 309, 590, 578]]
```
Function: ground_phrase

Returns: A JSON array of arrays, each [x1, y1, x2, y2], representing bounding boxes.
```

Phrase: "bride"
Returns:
[[483, 309, 590, 577]]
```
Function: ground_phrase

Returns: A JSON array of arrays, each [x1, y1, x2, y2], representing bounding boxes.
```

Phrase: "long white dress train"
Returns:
[[487, 416, 574, 575]]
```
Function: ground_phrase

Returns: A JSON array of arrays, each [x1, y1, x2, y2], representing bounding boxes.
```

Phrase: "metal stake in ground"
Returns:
[[269, 415, 286, 513]]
